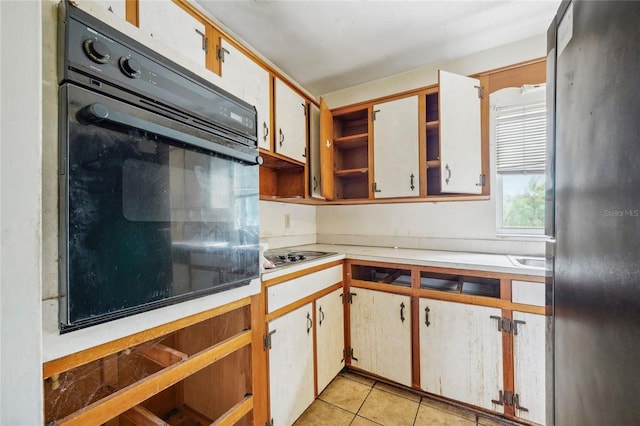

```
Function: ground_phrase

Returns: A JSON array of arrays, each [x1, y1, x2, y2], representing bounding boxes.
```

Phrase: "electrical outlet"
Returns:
[[284, 214, 291, 229]]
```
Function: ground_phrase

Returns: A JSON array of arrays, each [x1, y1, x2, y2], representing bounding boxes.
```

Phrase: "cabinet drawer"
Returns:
[[267, 265, 343, 313], [512, 280, 545, 307]]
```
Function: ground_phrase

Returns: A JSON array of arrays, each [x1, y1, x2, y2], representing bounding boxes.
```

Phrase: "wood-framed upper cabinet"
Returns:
[[320, 99, 371, 201], [372, 95, 420, 198], [138, 0, 217, 72], [309, 103, 324, 198], [218, 38, 271, 150], [319, 98, 335, 200], [439, 70, 483, 194], [274, 78, 307, 163]]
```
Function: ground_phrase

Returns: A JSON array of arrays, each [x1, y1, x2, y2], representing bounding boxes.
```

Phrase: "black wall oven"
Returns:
[[58, 2, 261, 331]]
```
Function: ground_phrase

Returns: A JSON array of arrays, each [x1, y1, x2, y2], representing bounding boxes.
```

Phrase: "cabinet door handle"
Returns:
[[306, 312, 312, 334], [410, 173, 415, 191], [319, 306, 325, 326], [445, 164, 452, 185], [313, 176, 318, 191], [400, 302, 405, 323], [424, 306, 431, 327], [263, 122, 269, 142], [279, 128, 285, 146], [372, 182, 382, 193]]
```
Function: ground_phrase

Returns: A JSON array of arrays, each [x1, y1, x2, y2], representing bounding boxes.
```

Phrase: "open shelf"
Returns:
[[334, 167, 369, 177], [334, 133, 368, 149], [425, 92, 442, 196], [331, 108, 370, 200], [260, 149, 305, 198]]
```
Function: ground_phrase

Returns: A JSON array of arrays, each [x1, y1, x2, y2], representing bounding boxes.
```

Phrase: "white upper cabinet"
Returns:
[[219, 40, 271, 150], [275, 78, 307, 163], [419, 298, 503, 411], [138, 0, 207, 68], [439, 70, 483, 194], [95, 0, 126, 19], [372, 96, 420, 198], [309, 103, 323, 198]]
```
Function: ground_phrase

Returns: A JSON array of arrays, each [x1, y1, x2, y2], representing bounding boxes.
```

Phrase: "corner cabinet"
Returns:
[[320, 99, 371, 200], [263, 262, 345, 424]]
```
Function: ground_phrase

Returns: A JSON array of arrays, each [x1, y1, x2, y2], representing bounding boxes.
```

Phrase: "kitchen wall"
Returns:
[[260, 200, 317, 249], [0, 1, 44, 424], [317, 35, 548, 255]]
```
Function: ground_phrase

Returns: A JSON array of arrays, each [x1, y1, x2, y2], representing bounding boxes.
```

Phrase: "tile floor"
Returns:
[[293, 371, 519, 426]]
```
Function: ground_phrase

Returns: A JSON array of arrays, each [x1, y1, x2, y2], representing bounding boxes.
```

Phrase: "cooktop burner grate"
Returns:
[[264, 250, 336, 268]]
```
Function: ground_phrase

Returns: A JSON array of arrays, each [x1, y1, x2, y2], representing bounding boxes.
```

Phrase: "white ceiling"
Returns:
[[195, 1, 560, 96]]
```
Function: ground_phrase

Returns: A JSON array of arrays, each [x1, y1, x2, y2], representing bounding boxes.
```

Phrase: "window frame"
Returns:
[[491, 85, 546, 236]]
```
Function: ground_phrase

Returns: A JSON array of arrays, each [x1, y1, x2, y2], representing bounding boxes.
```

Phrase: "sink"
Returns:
[[508, 255, 546, 269]]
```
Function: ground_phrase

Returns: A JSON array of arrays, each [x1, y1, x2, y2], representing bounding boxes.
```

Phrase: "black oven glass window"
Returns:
[[63, 91, 259, 327]]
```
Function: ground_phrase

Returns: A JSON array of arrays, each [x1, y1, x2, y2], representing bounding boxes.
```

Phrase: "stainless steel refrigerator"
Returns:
[[547, 1, 640, 425]]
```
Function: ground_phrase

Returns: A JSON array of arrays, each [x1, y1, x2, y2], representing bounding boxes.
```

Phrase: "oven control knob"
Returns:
[[83, 39, 110, 64], [119, 57, 142, 78]]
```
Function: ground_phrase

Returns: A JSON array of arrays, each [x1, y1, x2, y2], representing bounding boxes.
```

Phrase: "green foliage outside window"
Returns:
[[502, 176, 545, 228]]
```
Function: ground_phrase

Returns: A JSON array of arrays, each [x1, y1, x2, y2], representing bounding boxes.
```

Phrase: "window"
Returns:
[[492, 85, 546, 235]]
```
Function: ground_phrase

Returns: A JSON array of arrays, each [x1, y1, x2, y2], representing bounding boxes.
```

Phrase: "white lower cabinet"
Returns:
[[419, 298, 503, 411], [316, 288, 345, 393], [513, 311, 547, 425], [268, 303, 315, 426], [350, 288, 412, 387]]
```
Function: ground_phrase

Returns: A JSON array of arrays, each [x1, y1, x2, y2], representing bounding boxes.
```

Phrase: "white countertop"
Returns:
[[262, 244, 546, 279]]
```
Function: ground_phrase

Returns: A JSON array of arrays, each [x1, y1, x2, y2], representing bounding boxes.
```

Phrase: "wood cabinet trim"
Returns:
[[125, 0, 139, 26], [501, 309, 516, 417], [350, 280, 414, 296], [43, 297, 251, 379], [210, 394, 254, 426], [250, 293, 269, 426]]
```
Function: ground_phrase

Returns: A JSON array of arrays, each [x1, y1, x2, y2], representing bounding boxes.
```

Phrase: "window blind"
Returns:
[[496, 101, 546, 173]]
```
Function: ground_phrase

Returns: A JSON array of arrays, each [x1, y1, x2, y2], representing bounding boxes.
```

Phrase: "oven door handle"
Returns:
[[81, 103, 261, 165]]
